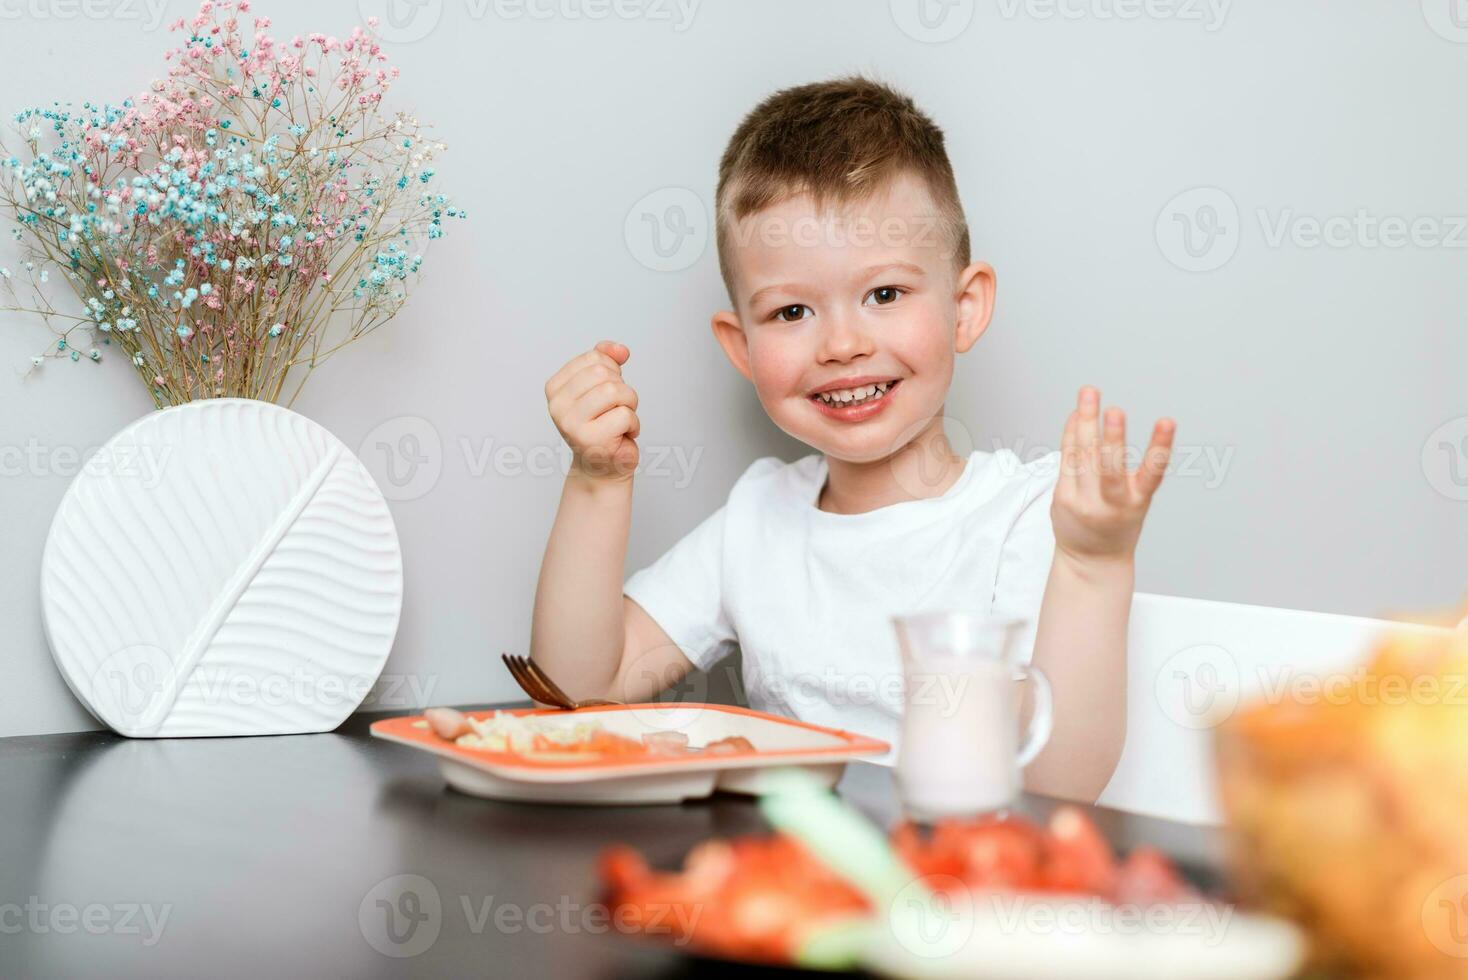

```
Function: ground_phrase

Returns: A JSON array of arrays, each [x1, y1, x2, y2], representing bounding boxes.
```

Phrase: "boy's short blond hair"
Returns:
[[714, 75, 971, 302]]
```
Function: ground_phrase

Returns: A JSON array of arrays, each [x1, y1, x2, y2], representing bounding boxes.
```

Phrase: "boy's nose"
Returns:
[[815, 312, 876, 364]]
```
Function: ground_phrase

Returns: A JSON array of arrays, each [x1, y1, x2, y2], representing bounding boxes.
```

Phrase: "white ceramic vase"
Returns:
[[40, 398, 404, 737]]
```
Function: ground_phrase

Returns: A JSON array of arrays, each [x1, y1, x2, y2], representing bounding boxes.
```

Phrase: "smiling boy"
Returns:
[[531, 76, 1174, 801]]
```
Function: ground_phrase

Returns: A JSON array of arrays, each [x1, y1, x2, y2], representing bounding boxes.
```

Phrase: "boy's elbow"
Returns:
[[1086, 729, 1126, 802], [1023, 725, 1125, 805]]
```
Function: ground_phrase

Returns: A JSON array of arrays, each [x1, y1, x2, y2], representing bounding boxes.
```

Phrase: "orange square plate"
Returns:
[[371, 703, 890, 805]]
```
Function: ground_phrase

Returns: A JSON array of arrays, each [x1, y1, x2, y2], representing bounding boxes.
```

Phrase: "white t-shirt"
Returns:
[[622, 449, 1060, 761]]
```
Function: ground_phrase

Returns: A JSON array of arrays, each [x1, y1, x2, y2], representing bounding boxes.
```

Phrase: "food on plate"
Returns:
[[601, 835, 870, 964], [892, 806, 1197, 905], [639, 730, 690, 754], [424, 706, 472, 740], [1217, 611, 1468, 979], [419, 709, 757, 762], [600, 805, 1196, 965], [704, 735, 757, 755]]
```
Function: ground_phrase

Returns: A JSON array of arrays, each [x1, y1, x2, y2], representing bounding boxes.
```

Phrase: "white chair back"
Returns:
[[1096, 592, 1452, 825]]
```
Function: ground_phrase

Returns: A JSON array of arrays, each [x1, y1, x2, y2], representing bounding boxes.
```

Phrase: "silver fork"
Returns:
[[500, 653, 624, 710]]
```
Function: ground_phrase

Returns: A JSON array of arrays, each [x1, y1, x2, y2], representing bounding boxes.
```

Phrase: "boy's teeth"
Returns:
[[815, 381, 893, 406]]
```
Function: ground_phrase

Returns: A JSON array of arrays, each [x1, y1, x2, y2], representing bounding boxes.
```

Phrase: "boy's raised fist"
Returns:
[[545, 340, 641, 481]]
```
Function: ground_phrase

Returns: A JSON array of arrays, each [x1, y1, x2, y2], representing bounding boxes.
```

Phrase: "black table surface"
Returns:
[[0, 704, 1226, 979]]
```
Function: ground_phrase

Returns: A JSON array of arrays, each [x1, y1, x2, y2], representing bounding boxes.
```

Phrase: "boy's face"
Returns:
[[711, 172, 994, 464]]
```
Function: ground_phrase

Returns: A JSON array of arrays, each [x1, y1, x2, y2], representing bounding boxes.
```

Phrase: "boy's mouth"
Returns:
[[807, 377, 902, 420]]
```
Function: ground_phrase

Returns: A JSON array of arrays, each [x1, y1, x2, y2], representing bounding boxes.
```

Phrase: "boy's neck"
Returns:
[[817, 418, 969, 515]]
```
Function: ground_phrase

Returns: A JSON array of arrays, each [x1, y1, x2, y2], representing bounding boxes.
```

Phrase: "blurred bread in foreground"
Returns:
[[1217, 605, 1468, 978]]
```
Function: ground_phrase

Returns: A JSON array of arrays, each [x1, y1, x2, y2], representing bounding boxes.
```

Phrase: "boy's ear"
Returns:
[[710, 309, 754, 382], [954, 260, 997, 354]]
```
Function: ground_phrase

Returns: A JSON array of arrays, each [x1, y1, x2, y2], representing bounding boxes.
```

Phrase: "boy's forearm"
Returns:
[[1023, 550, 1134, 802], [529, 468, 634, 700]]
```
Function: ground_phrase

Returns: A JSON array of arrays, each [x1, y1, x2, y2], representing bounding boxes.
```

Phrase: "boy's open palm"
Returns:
[[1052, 386, 1175, 562], [545, 340, 640, 481]]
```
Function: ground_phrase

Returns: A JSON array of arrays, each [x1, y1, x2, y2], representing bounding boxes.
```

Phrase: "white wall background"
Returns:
[[2, 0, 1465, 738]]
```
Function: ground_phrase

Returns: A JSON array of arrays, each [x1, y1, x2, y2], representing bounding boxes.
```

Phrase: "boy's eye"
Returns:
[[864, 286, 905, 306], [773, 304, 810, 323]]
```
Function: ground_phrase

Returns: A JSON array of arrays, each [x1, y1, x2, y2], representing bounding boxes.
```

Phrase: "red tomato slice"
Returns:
[[601, 810, 1196, 967], [1040, 806, 1120, 896], [599, 834, 869, 964], [956, 818, 1047, 891], [1115, 845, 1195, 905], [598, 845, 648, 894]]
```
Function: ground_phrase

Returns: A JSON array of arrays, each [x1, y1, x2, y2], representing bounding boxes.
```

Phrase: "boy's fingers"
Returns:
[[1134, 418, 1176, 497], [545, 350, 604, 397], [594, 340, 630, 365], [1076, 387, 1101, 448], [560, 363, 630, 403], [584, 406, 639, 445], [580, 380, 639, 421], [1058, 410, 1080, 487], [1075, 387, 1101, 492], [551, 353, 627, 404], [1100, 407, 1128, 501], [545, 346, 625, 399]]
